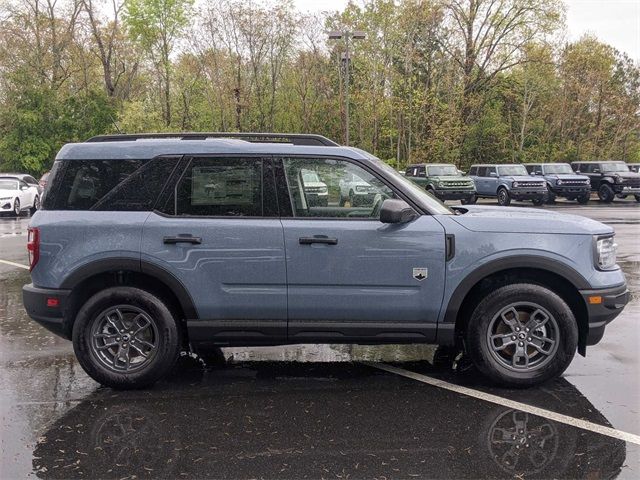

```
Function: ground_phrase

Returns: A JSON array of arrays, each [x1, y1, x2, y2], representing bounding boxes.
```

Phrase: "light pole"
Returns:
[[328, 30, 366, 146]]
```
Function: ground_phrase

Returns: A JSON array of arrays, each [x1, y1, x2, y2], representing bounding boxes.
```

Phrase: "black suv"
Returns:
[[571, 161, 640, 203]]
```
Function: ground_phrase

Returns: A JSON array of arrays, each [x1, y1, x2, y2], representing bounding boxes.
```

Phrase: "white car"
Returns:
[[339, 172, 377, 206], [0, 176, 40, 217], [301, 169, 329, 206]]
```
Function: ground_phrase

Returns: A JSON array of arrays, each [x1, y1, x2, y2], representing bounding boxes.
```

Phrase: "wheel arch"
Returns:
[[60, 259, 198, 342], [441, 257, 590, 355]]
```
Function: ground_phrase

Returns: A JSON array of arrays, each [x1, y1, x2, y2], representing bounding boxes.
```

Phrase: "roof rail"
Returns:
[[85, 132, 339, 146]]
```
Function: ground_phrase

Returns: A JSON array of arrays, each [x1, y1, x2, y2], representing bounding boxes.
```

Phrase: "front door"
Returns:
[[141, 156, 287, 344], [276, 156, 446, 343]]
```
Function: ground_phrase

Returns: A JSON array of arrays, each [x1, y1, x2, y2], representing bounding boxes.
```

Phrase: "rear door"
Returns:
[[141, 156, 287, 344], [276, 156, 446, 343], [485, 166, 498, 194]]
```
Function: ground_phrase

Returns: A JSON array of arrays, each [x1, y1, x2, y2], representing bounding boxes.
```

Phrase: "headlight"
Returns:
[[595, 236, 617, 270], [319, 186, 328, 194], [557, 179, 563, 185], [614, 176, 623, 184], [512, 181, 519, 188]]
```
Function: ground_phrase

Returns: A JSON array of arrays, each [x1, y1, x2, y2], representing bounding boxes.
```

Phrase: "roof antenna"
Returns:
[[110, 115, 123, 134]]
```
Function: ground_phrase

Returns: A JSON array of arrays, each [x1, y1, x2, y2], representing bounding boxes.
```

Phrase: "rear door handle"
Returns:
[[299, 236, 338, 245], [163, 235, 202, 245]]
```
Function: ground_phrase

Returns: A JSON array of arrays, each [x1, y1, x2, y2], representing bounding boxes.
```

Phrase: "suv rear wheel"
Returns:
[[466, 283, 577, 387], [598, 183, 614, 203], [72, 287, 181, 389]]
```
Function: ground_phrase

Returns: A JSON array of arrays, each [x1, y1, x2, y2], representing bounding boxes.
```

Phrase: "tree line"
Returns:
[[0, 0, 638, 175]]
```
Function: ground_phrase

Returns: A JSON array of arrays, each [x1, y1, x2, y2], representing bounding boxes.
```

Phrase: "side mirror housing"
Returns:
[[380, 199, 418, 224], [489, 172, 497, 177]]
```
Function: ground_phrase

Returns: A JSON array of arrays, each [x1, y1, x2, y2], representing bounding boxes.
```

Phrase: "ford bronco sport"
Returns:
[[571, 161, 640, 203], [404, 163, 477, 204], [469, 164, 548, 206], [23, 133, 628, 389]]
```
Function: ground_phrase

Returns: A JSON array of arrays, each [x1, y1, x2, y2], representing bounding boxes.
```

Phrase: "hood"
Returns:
[[451, 205, 613, 235], [546, 174, 589, 181], [502, 175, 543, 182], [0, 188, 18, 198], [607, 171, 640, 180]]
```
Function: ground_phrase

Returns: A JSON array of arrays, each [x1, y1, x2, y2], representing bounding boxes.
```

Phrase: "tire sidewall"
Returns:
[[466, 284, 578, 387], [72, 286, 180, 389], [598, 183, 614, 202], [497, 188, 510, 206]]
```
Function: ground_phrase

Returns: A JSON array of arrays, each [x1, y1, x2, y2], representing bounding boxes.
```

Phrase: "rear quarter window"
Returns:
[[42, 158, 178, 211]]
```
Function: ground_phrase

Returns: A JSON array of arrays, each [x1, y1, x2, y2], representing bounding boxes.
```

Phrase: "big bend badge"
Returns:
[[412, 267, 428, 281]]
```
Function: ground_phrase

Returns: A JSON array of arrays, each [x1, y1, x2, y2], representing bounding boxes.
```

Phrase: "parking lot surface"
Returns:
[[1, 199, 639, 479]]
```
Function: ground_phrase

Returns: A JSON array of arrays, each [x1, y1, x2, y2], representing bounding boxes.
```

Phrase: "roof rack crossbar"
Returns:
[[85, 132, 339, 146]]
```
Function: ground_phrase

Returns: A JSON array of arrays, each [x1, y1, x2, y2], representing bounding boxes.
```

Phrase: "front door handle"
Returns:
[[299, 236, 338, 245], [163, 235, 202, 245]]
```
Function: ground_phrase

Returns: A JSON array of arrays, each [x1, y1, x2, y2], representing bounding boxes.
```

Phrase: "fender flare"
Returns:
[[60, 258, 198, 319], [441, 255, 590, 325]]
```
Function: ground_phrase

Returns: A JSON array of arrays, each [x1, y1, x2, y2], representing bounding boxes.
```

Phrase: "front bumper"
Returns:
[[549, 185, 590, 197], [23, 283, 72, 339], [580, 283, 629, 346], [306, 193, 328, 206], [510, 189, 547, 201], [434, 189, 476, 200]]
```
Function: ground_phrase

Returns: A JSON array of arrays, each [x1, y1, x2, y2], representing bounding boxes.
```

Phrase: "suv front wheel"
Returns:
[[466, 283, 578, 387], [598, 183, 615, 203], [497, 188, 511, 206], [72, 287, 181, 389]]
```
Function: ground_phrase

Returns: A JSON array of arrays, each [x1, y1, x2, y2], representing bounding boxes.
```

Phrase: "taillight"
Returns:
[[27, 227, 40, 271]]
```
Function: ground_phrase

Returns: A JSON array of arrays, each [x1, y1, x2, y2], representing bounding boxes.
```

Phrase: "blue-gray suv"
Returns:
[[23, 133, 628, 389], [469, 164, 548, 206], [524, 163, 591, 204]]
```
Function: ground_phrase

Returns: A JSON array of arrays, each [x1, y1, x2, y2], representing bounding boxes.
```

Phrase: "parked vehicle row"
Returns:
[[0, 172, 50, 217], [403, 160, 640, 206]]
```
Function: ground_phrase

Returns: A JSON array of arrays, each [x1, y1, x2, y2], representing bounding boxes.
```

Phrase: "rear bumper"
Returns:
[[580, 283, 630, 346], [22, 283, 71, 339]]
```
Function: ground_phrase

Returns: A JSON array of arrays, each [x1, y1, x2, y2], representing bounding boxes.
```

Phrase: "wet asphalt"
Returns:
[[0, 198, 638, 479]]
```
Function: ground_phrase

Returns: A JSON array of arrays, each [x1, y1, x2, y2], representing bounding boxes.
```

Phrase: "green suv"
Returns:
[[405, 163, 476, 204]]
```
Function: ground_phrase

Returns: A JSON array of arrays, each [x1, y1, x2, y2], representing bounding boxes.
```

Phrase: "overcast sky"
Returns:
[[293, 0, 640, 60]]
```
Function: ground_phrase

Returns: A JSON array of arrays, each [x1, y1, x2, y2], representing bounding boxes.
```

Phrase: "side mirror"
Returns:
[[380, 199, 418, 224], [489, 172, 497, 177], [575, 170, 580, 173], [20, 185, 28, 191], [593, 169, 600, 174]]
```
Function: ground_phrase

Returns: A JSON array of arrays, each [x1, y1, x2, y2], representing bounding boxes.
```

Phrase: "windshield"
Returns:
[[0, 179, 19, 190], [376, 160, 453, 214], [301, 170, 321, 183], [601, 162, 629, 173], [543, 164, 573, 174], [427, 165, 459, 176], [498, 165, 528, 176]]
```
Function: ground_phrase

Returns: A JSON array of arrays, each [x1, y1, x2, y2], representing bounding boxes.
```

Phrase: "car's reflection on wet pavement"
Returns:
[[29, 363, 626, 479], [1, 204, 639, 479]]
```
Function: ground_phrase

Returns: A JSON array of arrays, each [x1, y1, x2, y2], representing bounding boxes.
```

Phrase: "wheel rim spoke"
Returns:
[[89, 306, 158, 373], [487, 302, 559, 372]]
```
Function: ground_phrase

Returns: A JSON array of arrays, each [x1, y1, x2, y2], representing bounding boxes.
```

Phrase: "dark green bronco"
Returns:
[[405, 163, 476, 204]]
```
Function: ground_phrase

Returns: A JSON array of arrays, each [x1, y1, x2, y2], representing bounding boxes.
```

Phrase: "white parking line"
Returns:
[[0, 259, 29, 270], [365, 362, 640, 446]]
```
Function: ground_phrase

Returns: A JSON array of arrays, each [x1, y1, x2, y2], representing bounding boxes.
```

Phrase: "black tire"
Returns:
[[597, 183, 615, 203], [461, 194, 477, 205], [577, 194, 590, 204], [497, 188, 511, 206], [349, 190, 356, 207], [13, 198, 20, 217], [30, 195, 40, 215], [546, 192, 556, 204], [532, 197, 545, 206], [72, 286, 181, 389], [465, 283, 578, 387], [635, 194, 640, 203]]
